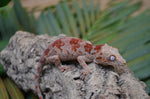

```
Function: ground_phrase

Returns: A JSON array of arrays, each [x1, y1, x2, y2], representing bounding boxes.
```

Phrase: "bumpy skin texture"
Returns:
[[35, 37, 126, 99]]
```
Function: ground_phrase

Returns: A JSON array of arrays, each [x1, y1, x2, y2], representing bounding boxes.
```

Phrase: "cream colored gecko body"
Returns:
[[35, 37, 126, 99]]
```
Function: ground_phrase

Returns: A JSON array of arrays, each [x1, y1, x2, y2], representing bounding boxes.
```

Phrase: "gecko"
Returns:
[[34, 37, 126, 99]]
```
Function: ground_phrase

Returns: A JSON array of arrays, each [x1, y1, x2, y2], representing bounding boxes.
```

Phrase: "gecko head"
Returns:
[[94, 44, 126, 72]]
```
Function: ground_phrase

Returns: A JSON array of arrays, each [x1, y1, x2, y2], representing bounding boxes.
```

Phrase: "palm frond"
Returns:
[[12, 0, 36, 33], [0, 6, 20, 40], [37, 0, 100, 38], [0, 77, 9, 99], [4, 78, 25, 99]]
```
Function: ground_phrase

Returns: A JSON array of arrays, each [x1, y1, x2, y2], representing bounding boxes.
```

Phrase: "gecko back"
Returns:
[[45, 37, 94, 61]]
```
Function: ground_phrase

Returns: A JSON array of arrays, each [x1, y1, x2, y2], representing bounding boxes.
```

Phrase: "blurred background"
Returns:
[[8, 0, 150, 17], [0, 0, 150, 98]]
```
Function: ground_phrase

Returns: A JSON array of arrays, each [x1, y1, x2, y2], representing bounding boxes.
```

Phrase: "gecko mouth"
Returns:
[[118, 62, 126, 66]]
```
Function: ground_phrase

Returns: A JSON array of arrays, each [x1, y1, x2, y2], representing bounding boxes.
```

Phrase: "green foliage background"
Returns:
[[0, 0, 150, 98]]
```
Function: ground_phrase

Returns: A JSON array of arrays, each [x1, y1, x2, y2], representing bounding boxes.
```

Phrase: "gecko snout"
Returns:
[[117, 57, 126, 66], [116, 59, 126, 66], [121, 62, 126, 66], [119, 62, 126, 66]]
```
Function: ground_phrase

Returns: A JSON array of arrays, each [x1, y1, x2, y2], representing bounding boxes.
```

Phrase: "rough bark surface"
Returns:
[[0, 31, 149, 99]]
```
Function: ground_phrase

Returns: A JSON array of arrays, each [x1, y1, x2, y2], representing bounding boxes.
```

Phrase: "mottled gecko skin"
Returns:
[[34, 37, 126, 99]]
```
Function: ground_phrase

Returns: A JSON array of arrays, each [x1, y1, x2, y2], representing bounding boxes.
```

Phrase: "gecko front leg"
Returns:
[[77, 56, 93, 79]]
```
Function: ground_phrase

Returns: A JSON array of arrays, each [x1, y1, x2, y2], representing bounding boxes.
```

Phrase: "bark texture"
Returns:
[[0, 31, 149, 99]]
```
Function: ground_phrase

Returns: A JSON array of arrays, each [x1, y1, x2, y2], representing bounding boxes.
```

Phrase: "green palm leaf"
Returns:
[[37, 0, 100, 38], [0, 6, 20, 40], [0, 77, 9, 99], [4, 78, 25, 99]]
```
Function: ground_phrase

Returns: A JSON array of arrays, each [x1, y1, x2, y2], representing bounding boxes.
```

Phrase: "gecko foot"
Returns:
[[80, 67, 93, 79], [58, 65, 72, 72]]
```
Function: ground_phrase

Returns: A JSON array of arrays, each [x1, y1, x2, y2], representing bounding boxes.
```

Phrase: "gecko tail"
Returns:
[[35, 62, 44, 99], [35, 47, 51, 99]]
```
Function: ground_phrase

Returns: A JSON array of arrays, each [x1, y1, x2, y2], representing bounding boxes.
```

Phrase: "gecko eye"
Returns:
[[109, 55, 116, 61]]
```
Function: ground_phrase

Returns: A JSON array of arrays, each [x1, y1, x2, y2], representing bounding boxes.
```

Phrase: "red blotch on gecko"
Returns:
[[84, 43, 93, 53], [44, 48, 50, 56], [35, 75, 38, 80], [94, 45, 103, 52], [52, 39, 65, 52], [70, 38, 82, 52]]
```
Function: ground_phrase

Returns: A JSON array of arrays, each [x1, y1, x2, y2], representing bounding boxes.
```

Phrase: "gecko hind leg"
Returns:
[[46, 55, 72, 72]]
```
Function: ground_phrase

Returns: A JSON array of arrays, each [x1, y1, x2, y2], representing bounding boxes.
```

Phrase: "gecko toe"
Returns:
[[80, 67, 93, 79]]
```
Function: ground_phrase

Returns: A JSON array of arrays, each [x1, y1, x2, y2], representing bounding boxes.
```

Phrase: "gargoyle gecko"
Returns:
[[34, 37, 126, 99]]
